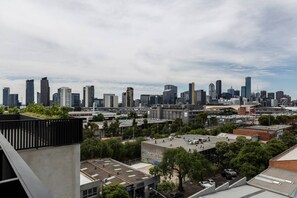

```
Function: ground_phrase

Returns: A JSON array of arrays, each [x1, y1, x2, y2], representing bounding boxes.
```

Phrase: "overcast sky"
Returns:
[[1, 0, 297, 103]]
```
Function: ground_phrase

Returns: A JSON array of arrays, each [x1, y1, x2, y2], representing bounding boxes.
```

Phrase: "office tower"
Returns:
[[9, 94, 19, 107], [52, 93, 59, 105], [260, 90, 267, 99], [58, 87, 72, 107], [180, 91, 189, 104], [94, 98, 104, 107], [103, 94, 118, 108], [40, 77, 50, 106], [26, 80, 34, 105], [122, 92, 126, 107], [209, 83, 216, 100], [83, 86, 94, 107], [140, 94, 150, 107], [3, 87, 10, 106], [245, 77, 251, 100], [216, 80, 222, 99], [227, 86, 235, 97], [163, 85, 177, 104], [267, 92, 275, 100], [126, 87, 134, 107], [241, 86, 246, 98], [276, 91, 284, 104], [149, 95, 163, 106], [234, 90, 240, 97], [71, 93, 80, 107], [134, 99, 141, 107], [189, 82, 196, 105], [37, 92, 41, 104], [196, 90, 206, 105]]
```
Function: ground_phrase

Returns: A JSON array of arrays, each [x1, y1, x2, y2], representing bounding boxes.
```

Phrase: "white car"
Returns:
[[199, 179, 215, 188]]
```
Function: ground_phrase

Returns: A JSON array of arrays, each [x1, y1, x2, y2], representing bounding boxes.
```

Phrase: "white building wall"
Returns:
[[18, 144, 80, 198]]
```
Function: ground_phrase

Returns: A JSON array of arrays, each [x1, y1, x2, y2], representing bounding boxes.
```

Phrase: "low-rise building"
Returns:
[[80, 158, 160, 198]]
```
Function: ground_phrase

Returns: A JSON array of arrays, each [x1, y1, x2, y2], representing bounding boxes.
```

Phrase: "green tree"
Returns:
[[93, 113, 104, 122], [188, 151, 211, 182], [157, 181, 175, 194], [8, 107, 20, 114], [159, 147, 191, 191], [171, 118, 183, 133], [0, 107, 4, 114], [80, 138, 112, 160], [265, 138, 287, 158], [105, 138, 125, 161], [128, 111, 137, 119], [279, 132, 297, 148], [102, 184, 129, 198], [258, 115, 275, 126]]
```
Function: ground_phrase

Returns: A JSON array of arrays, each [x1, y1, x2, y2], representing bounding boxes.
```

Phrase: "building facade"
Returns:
[[2, 87, 10, 106], [216, 80, 222, 99], [245, 77, 251, 101], [83, 86, 95, 108], [103, 94, 118, 108], [58, 87, 72, 107], [26, 79, 34, 105], [163, 85, 177, 105], [40, 77, 50, 106], [189, 82, 196, 105], [126, 87, 134, 107], [72, 93, 81, 107]]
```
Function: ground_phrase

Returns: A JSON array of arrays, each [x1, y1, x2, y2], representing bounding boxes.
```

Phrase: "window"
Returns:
[[82, 187, 98, 198]]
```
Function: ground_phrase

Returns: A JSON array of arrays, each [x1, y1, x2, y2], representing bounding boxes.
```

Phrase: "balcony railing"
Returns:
[[0, 115, 83, 150]]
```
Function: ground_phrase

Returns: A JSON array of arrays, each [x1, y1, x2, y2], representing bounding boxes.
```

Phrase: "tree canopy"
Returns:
[[102, 184, 129, 198]]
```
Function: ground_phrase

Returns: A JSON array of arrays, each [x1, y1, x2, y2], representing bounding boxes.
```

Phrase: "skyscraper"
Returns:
[[122, 92, 126, 107], [9, 94, 19, 107], [241, 86, 246, 98], [196, 90, 206, 105], [140, 94, 150, 107], [71, 93, 80, 107], [276, 91, 284, 104], [103, 94, 118, 108], [26, 79, 34, 105], [209, 83, 216, 100], [216, 80, 222, 99], [40, 77, 50, 106], [58, 87, 72, 107], [260, 90, 267, 99], [163, 85, 177, 104], [83, 86, 94, 107], [189, 82, 196, 105], [3, 87, 10, 106], [245, 77, 251, 101], [126, 87, 134, 107], [52, 93, 59, 105], [227, 86, 235, 97], [267, 92, 275, 100]]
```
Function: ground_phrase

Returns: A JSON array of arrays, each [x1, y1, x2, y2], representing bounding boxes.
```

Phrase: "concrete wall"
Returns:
[[233, 129, 274, 141], [18, 144, 80, 198], [141, 142, 165, 164]]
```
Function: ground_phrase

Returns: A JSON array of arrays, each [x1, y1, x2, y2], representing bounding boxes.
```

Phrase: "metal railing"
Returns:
[[0, 118, 83, 150]]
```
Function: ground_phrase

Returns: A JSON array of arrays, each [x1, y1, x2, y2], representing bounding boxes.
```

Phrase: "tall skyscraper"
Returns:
[[3, 87, 10, 106], [9, 94, 19, 107], [122, 92, 126, 107], [245, 77, 251, 100], [40, 77, 50, 106], [37, 92, 41, 104], [83, 86, 94, 107], [58, 87, 72, 107], [189, 82, 196, 105], [163, 85, 177, 104], [216, 80, 222, 99], [26, 79, 34, 105], [241, 86, 246, 98], [196, 90, 206, 105], [227, 86, 235, 97], [71, 93, 80, 107], [140, 94, 150, 107], [267, 92, 275, 100], [260, 90, 267, 99], [126, 87, 134, 107], [103, 94, 118, 108], [276, 91, 284, 104], [209, 83, 216, 100], [52, 93, 59, 105]]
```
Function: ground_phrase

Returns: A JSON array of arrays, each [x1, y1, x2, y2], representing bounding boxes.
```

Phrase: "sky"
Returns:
[[1, 0, 297, 103]]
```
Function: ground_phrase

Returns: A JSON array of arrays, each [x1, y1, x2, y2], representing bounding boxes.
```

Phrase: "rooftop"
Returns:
[[244, 125, 292, 131], [277, 146, 297, 161], [200, 185, 287, 198], [80, 173, 95, 185], [248, 167, 297, 197], [217, 133, 252, 140], [80, 158, 153, 187], [142, 134, 235, 151]]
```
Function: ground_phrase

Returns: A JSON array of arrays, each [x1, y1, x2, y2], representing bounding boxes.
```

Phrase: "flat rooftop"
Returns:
[[244, 125, 291, 131], [277, 146, 297, 161], [201, 185, 287, 198], [248, 167, 297, 197], [143, 135, 235, 152], [80, 173, 94, 185], [217, 133, 252, 140], [80, 158, 152, 187]]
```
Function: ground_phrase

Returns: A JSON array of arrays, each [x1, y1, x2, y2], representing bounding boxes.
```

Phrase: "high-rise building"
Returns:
[[37, 92, 41, 104], [126, 87, 134, 107], [58, 87, 72, 107], [94, 98, 104, 107], [9, 94, 19, 107], [163, 85, 177, 104], [26, 80, 34, 105], [149, 95, 163, 106], [71, 93, 80, 107], [180, 91, 189, 104], [52, 93, 59, 105], [189, 82, 196, 105], [196, 90, 206, 105], [267, 92, 275, 100], [40, 77, 50, 106], [260, 90, 267, 99], [103, 94, 118, 108], [83, 86, 94, 107], [140, 94, 150, 107], [209, 83, 216, 100], [3, 87, 10, 106], [241, 86, 246, 98], [122, 92, 126, 107], [216, 80, 222, 99], [245, 77, 251, 100], [234, 90, 240, 97], [276, 91, 284, 104], [227, 86, 235, 97]]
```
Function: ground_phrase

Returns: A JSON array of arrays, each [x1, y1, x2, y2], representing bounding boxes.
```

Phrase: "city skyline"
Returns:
[[1, 1, 297, 101]]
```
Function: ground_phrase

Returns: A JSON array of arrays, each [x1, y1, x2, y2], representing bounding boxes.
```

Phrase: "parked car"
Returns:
[[170, 191, 184, 198], [199, 179, 215, 188], [222, 169, 237, 179]]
